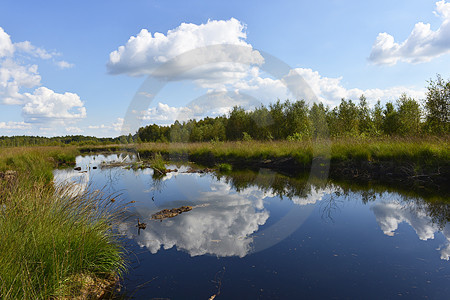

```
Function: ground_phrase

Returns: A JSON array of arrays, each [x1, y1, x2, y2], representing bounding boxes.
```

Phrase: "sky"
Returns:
[[1, 0, 450, 137]]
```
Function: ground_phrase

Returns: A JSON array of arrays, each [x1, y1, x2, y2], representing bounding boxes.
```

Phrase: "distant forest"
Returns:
[[0, 135, 121, 147], [135, 74, 449, 142], [1, 75, 448, 147]]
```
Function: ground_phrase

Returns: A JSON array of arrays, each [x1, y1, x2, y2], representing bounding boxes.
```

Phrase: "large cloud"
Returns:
[[107, 18, 263, 90], [119, 177, 270, 257], [0, 26, 84, 128], [369, 1, 450, 65]]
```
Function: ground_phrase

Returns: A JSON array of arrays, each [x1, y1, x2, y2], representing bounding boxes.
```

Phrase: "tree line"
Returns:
[[1, 75, 448, 147], [0, 135, 120, 147], [136, 75, 449, 142]]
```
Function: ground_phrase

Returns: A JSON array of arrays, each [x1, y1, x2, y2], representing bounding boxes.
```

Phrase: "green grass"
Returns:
[[328, 136, 449, 164], [0, 147, 126, 299], [218, 163, 233, 172], [149, 152, 167, 175], [135, 136, 449, 166], [0, 146, 78, 184]]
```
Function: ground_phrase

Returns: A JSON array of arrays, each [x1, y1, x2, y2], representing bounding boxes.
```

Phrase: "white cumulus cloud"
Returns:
[[371, 200, 450, 260], [108, 19, 425, 112], [22, 87, 86, 122], [0, 27, 14, 57], [292, 68, 426, 106], [0, 26, 85, 130], [107, 18, 264, 90], [119, 177, 269, 257], [369, 1, 450, 65], [0, 58, 41, 105]]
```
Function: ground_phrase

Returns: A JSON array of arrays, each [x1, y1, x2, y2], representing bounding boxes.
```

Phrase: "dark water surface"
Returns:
[[54, 154, 450, 299]]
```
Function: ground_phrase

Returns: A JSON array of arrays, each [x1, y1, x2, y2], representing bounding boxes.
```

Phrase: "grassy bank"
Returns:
[[133, 136, 449, 164], [0, 147, 126, 299], [0, 146, 78, 184], [131, 136, 449, 191]]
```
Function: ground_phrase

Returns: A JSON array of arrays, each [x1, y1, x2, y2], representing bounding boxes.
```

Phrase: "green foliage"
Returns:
[[218, 163, 232, 172], [150, 152, 167, 174], [250, 105, 273, 140], [358, 95, 374, 134], [424, 74, 450, 134], [383, 102, 399, 135], [284, 100, 311, 138], [287, 132, 304, 141], [397, 93, 421, 136], [371, 100, 384, 135], [226, 106, 251, 140], [338, 99, 360, 136], [242, 132, 253, 141], [310, 102, 328, 137]]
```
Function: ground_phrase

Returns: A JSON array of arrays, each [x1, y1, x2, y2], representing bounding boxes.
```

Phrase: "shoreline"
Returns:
[[78, 138, 449, 194]]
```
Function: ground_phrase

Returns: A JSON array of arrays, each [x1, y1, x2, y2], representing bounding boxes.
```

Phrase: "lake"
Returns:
[[54, 154, 449, 299]]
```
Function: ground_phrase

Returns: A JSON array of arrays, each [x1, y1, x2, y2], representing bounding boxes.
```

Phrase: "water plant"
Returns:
[[149, 152, 167, 175]]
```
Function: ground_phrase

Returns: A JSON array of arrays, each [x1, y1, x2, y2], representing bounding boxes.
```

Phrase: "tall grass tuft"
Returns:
[[0, 146, 126, 299], [0, 146, 78, 184], [149, 152, 167, 175], [0, 176, 126, 299]]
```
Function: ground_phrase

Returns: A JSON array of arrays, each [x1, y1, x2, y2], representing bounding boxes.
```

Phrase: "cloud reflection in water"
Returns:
[[372, 200, 450, 260]]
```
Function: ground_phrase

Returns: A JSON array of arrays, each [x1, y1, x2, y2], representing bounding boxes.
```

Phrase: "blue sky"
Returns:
[[1, 0, 449, 137]]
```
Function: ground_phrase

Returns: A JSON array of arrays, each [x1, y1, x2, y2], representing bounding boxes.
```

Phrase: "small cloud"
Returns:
[[55, 60, 74, 69], [65, 126, 83, 134], [138, 91, 154, 98], [0, 121, 31, 130], [87, 124, 109, 129], [14, 41, 56, 60], [112, 118, 124, 132]]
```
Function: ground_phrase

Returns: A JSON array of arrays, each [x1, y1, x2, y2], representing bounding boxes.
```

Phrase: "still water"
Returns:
[[54, 154, 449, 299]]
